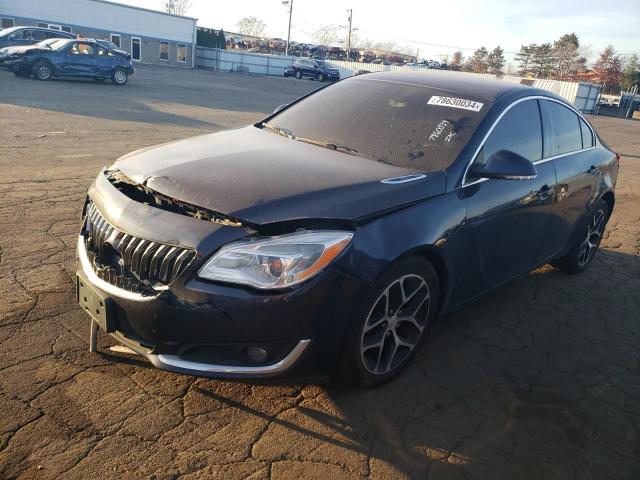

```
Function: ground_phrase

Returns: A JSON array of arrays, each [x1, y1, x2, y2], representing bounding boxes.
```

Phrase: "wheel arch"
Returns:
[[392, 246, 450, 315], [601, 190, 615, 217]]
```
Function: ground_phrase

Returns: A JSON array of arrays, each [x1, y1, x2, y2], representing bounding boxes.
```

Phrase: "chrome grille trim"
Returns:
[[82, 202, 196, 295]]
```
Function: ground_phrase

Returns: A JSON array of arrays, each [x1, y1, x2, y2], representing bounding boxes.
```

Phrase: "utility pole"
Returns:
[[283, 0, 293, 56], [346, 9, 353, 61]]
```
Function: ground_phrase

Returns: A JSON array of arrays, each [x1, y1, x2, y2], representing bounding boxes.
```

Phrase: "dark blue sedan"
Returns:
[[0, 38, 134, 85], [76, 72, 618, 387]]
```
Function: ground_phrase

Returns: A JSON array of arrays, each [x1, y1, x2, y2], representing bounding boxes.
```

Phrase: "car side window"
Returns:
[[545, 101, 582, 155], [71, 43, 94, 55], [579, 118, 594, 149], [475, 100, 543, 166], [96, 46, 107, 56]]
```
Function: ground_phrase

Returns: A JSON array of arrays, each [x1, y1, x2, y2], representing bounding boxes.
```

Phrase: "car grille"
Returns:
[[82, 201, 196, 293]]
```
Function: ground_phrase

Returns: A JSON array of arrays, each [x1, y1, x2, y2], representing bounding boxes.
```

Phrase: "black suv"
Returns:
[[285, 58, 340, 82], [0, 26, 75, 48]]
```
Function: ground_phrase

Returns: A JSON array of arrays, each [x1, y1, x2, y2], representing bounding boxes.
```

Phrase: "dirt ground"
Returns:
[[0, 66, 639, 480]]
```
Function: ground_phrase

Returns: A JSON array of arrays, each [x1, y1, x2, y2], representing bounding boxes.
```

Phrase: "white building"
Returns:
[[0, 0, 197, 67]]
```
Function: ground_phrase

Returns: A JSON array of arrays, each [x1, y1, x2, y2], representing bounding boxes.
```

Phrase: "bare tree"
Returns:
[[313, 25, 340, 46], [236, 17, 267, 38], [163, 0, 192, 16]]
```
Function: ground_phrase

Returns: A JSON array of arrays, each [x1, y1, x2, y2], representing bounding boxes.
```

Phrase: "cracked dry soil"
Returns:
[[0, 67, 639, 479]]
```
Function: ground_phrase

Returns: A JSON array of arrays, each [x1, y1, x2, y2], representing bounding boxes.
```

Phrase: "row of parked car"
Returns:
[[0, 26, 134, 85]]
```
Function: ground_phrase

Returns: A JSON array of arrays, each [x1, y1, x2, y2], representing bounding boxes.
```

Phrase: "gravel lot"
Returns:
[[0, 66, 639, 480]]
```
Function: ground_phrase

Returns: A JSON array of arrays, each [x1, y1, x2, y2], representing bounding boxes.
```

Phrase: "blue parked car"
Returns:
[[0, 38, 134, 85], [0, 26, 75, 48]]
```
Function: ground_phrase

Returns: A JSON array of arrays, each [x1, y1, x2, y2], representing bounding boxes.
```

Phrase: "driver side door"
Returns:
[[61, 42, 97, 75], [452, 99, 558, 303]]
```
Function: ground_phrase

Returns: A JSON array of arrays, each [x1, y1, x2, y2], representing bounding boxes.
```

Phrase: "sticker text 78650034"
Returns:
[[427, 96, 483, 112]]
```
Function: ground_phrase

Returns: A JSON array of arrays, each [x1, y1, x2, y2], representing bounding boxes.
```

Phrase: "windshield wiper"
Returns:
[[294, 136, 366, 158], [260, 122, 294, 139]]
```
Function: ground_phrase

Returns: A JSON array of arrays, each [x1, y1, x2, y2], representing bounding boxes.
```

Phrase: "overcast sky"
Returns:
[[119, 0, 639, 65]]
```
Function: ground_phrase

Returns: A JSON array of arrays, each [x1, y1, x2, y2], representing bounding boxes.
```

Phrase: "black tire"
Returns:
[[315, 72, 324, 82], [32, 60, 52, 81], [554, 199, 609, 274], [294, 70, 302, 79], [340, 256, 440, 388], [111, 68, 128, 85]]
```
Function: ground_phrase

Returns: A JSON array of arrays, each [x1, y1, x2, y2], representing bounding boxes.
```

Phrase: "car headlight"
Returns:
[[198, 230, 353, 289]]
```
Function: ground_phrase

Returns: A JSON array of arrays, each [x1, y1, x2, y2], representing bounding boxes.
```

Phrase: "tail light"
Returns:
[[615, 153, 621, 162]]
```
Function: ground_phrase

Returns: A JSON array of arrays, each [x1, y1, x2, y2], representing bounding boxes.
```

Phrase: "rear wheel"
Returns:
[[554, 199, 609, 274], [111, 68, 128, 85], [33, 60, 52, 81], [340, 257, 439, 388]]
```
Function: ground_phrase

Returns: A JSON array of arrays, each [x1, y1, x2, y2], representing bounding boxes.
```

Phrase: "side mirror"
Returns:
[[469, 150, 537, 180], [272, 104, 288, 114]]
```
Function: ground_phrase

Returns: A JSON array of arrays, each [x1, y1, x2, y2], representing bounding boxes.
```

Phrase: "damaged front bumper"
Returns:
[[76, 170, 364, 380]]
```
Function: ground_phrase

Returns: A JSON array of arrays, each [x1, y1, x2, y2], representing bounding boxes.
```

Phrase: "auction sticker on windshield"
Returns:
[[427, 96, 484, 112]]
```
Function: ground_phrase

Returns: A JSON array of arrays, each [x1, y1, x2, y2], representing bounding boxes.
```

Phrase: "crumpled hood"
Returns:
[[115, 126, 446, 225]]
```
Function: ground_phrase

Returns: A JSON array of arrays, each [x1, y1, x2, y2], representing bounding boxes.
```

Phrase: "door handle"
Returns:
[[587, 165, 598, 175]]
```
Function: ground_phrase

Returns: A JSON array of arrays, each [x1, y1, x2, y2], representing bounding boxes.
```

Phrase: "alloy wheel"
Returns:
[[38, 64, 51, 80], [578, 208, 606, 266], [360, 274, 431, 375], [114, 70, 127, 84]]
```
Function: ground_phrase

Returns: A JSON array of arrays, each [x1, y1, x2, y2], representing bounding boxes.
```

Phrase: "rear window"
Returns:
[[546, 101, 582, 155], [268, 77, 490, 171]]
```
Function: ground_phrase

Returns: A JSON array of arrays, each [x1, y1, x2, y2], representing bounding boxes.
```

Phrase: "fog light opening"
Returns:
[[246, 346, 268, 363]]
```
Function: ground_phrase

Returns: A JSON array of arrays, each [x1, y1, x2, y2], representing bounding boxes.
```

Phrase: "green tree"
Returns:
[[530, 43, 555, 78], [593, 45, 623, 94], [620, 54, 640, 91], [450, 50, 464, 70], [515, 44, 536, 76], [552, 33, 580, 80], [487, 46, 505, 75], [218, 29, 227, 50], [465, 47, 488, 73]]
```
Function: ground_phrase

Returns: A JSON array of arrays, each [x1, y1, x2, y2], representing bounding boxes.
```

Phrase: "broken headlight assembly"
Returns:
[[198, 231, 353, 289]]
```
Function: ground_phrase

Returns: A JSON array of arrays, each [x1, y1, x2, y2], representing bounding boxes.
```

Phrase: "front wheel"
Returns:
[[111, 68, 128, 85], [294, 70, 302, 79], [315, 72, 324, 81], [33, 60, 52, 81], [340, 257, 439, 388], [553, 199, 609, 274]]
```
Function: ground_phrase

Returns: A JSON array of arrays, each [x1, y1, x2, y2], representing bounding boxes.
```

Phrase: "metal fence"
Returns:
[[195, 47, 601, 114]]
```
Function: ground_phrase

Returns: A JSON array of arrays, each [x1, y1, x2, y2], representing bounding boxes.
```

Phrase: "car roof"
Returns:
[[350, 71, 557, 103], [13, 26, 74, 35]]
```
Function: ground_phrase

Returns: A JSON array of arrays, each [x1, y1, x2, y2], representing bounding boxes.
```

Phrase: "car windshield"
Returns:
[[97, 40, 117, 50], [50, 39, 73, 51], [316, 60, 329, 68], [36, 39, 64, 48], [266, 77, 491, 171]]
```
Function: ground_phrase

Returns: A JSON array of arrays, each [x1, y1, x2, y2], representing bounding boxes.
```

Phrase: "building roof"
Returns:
[[91, 0, 197, 21]]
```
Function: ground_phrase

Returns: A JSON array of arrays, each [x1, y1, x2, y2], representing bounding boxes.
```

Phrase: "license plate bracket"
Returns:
[[77, 274, 115, 332]]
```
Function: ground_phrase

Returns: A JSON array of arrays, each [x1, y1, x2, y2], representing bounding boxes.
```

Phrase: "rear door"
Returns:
[[453, 99, 557, 302], [539, 99, 600, 256]]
